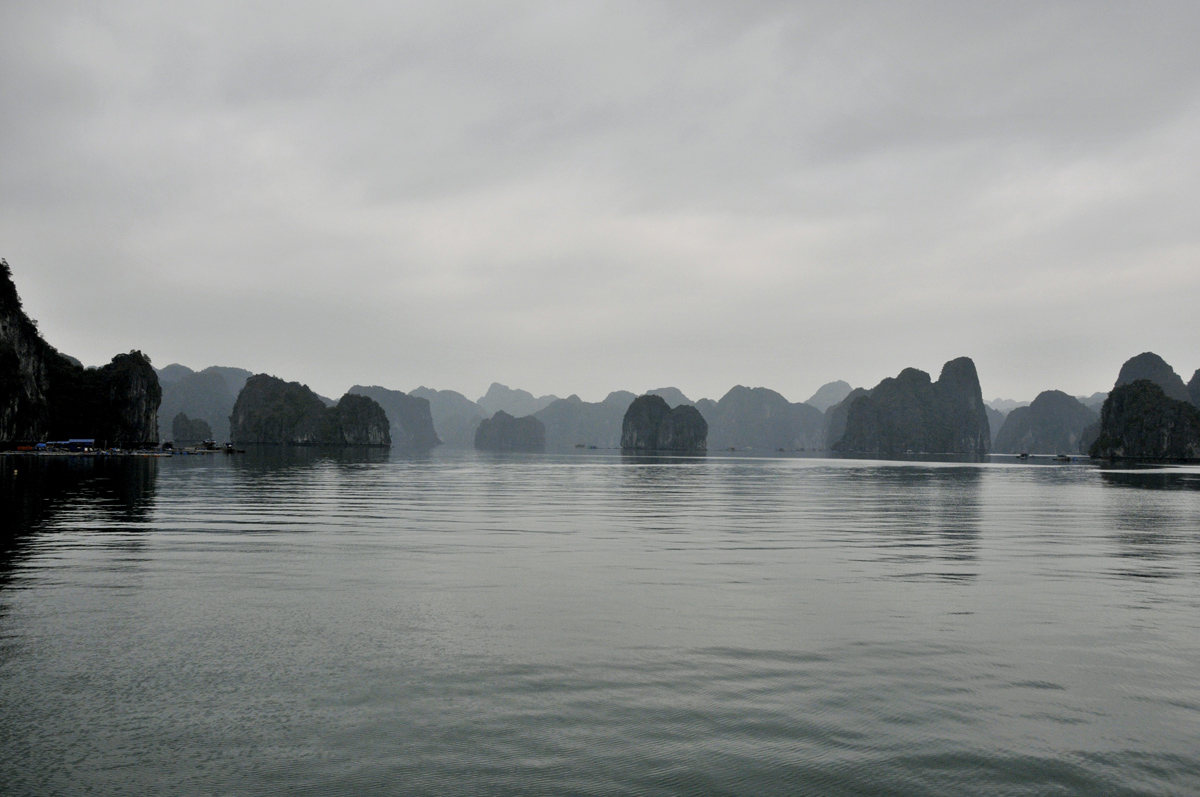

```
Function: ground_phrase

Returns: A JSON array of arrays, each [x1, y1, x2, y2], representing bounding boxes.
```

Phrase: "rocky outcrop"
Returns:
[[621, 394, 707, 452], [230, 374, 390, 446], [833, 357, 990, 456], [1090, 380, 1200, 461], [474, 411, 545, 451], [410, 387, 486, 447], [804, 381, 853, 412], [646, 387, 693, 407], [535, 391, 635, 448], [172, 412, 213, 443], [993, 390, 1098, 454], [1189, 369, 1200, 410], [699, 386, 825, 451], [349, 385, 440, 450], [2, 259, 160, 445], [322, 394, 391, 446], [1114, 353, 1190, 403], [477, 383, 559, 418]]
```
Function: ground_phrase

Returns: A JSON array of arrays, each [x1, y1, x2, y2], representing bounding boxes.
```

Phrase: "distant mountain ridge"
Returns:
[[477, 383, 559, 418], [994, 390, 1097, 454]]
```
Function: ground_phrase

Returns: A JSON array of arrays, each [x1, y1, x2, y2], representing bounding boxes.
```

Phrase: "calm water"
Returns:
[[1, 450, 1199, 796]]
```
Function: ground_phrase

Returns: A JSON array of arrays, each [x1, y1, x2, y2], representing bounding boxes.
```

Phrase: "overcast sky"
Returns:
[[3, 2, 1198, 403]]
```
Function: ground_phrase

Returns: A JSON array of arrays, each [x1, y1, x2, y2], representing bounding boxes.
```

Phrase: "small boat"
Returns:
[[1017, 453, 1029, 459], [1054, 454, 1071, 462]]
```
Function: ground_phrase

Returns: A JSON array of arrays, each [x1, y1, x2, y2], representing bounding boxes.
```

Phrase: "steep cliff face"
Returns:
[[410, 387, 486, 447], [230, 374, 390, 446], [2, 260, 160, 444], [993, 390, 1098, 454], [322, 394, 391, 446], [621, 394, 707, 452], [833, 357, 990, 455], [347, 385, 440, 450], [824, 387, 868, 449], [1090, 380, 1200, 460], [474, 411, 545, 451], [1189, 369, 1200, 410], [805, 381, 853, 412], [699, 386, 825, 450], [98, 351, 161, 443], [0, 260, 51, 440], [1114, 353, 1190, 403]]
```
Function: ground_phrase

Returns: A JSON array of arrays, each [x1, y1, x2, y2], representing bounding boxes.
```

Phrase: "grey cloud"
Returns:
[[2, 1, 1199, 403]]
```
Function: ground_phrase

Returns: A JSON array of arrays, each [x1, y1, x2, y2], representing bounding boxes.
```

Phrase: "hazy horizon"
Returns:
[[3, 3, 1198, 403]]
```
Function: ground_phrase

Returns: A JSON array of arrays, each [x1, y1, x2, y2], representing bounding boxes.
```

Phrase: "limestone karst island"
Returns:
[[2, 259, 1199, 461]]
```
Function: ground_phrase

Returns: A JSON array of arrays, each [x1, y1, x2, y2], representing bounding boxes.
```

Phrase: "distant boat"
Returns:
[[1017, 453, 1029, 459], [1054, 454, 1071, 462]]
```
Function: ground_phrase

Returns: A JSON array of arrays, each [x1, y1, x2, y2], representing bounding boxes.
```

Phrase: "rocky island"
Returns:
[[621, 394, 707, 452], [230, 375, 390, 446], [1, 259, 160, 446], [993, 390, 1097, 455], [349, 385, 440, 451], [833, 357, 990, 456], [1089, 380, 1200, 461], [474, 411, 546, 451]]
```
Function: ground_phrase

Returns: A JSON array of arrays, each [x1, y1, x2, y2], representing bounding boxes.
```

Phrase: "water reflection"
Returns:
[[1099, 467, 1200, 491], [1098, 468, 1200, 579], [231, 444, 394, 475], [837, 465, 983, 579], [0, 455, 159, 585]]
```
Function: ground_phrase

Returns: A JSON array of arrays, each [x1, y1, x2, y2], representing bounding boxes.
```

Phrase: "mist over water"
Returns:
[[1, 451, 1199, 795]]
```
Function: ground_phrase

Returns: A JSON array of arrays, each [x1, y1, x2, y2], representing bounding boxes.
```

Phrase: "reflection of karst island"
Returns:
[[2, 259, 1200, 461]]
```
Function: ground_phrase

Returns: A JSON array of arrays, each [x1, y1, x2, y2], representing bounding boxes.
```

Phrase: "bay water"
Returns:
[[1, 450, 1199, 795]]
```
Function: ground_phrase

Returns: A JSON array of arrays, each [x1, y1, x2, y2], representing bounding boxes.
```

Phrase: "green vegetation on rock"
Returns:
[[1089, 380, 1200, 461], [230, 374, 389, 446]]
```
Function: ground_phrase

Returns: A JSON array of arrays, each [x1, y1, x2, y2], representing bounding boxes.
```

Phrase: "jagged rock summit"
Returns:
[[621, 394, 707, 452], [477, 383, 559, 418], [410, 387, 486, 447], [833, 357, 990, 456], [993, 390, 1097, 455], [230, 374, 390, 446], [474, 411, 546, 451], [1090, 380, 1200, 461], [805, 381, 853, 412], [1, 259, 159, 445], [1114, 353, 1190, 403]]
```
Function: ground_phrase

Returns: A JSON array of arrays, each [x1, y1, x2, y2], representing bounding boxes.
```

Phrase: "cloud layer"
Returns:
[[3, 2, 1199, 401]]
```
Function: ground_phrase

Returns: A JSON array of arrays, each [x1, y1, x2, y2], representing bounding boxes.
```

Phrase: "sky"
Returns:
[[2, 2, 1199, 404]]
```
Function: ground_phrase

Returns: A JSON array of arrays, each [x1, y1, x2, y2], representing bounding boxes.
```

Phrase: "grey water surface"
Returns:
[[1, 450, 1199, 795]]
